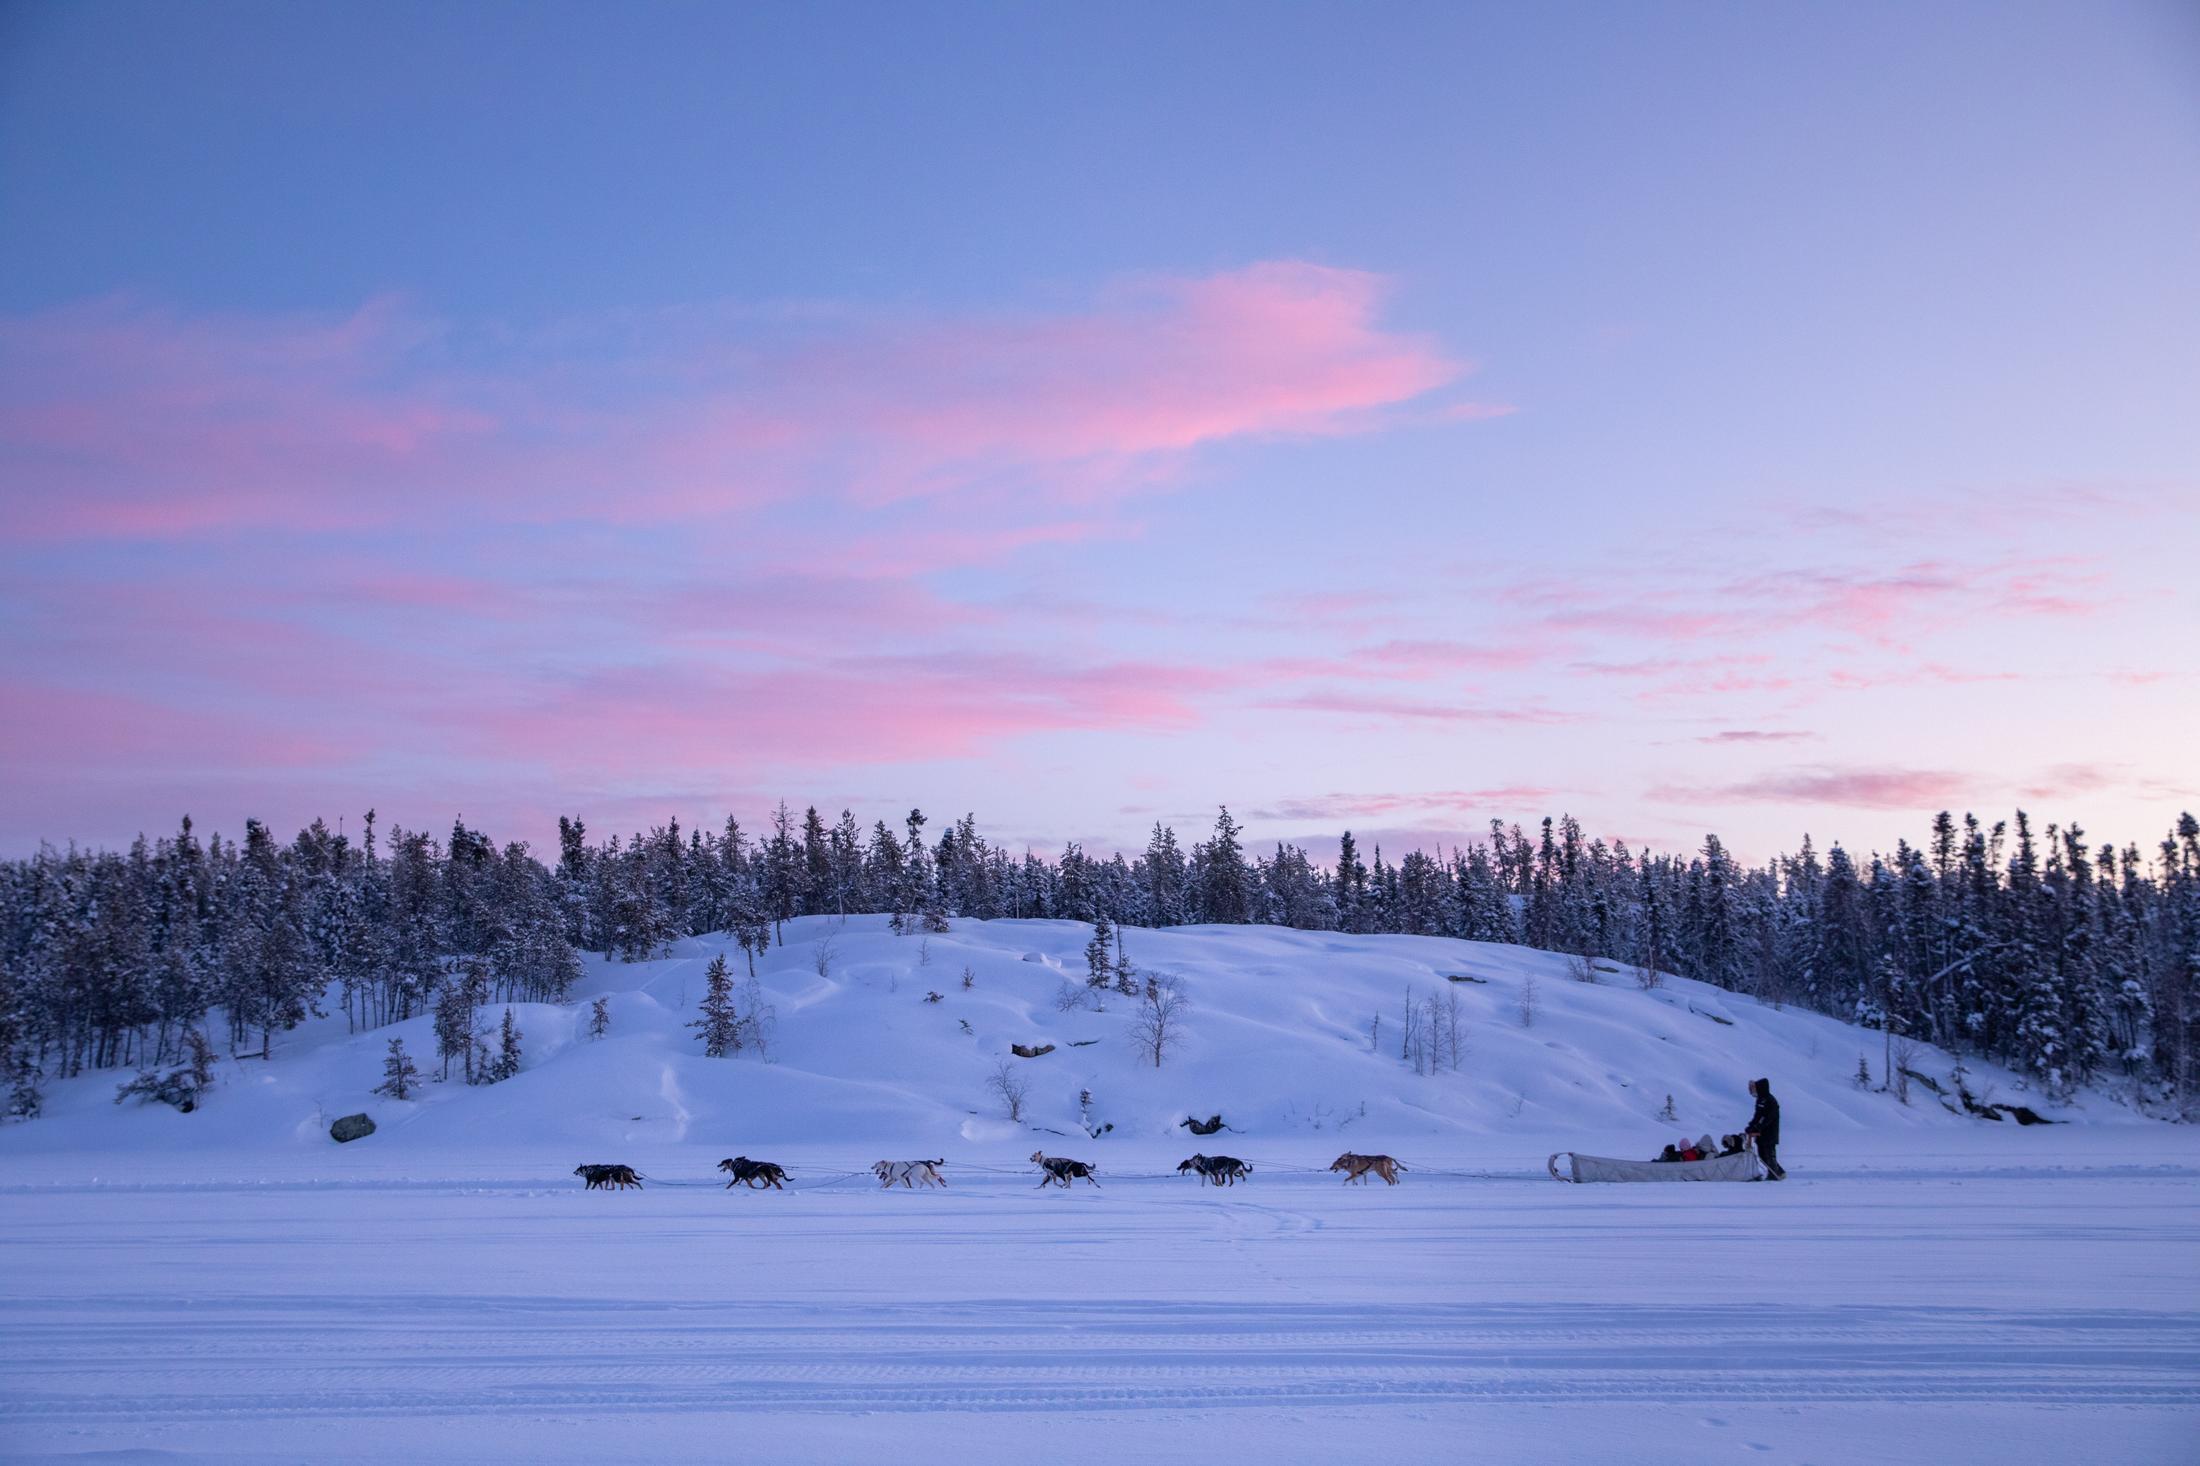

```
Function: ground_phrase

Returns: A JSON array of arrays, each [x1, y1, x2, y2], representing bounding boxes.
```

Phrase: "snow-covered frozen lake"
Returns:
[[4, 1135, 2196, 1464]]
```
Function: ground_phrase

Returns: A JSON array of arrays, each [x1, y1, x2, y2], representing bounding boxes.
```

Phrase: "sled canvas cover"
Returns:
[[1547, 1150, 1767, 1183]]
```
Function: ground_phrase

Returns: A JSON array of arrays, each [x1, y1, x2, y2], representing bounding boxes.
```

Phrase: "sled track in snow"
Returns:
[[4, 1303, 2200, 1417], [5, 1299, 2197, 1420]]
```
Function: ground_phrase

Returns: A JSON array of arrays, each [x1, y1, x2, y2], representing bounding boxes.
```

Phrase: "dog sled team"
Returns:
[[570, 1149, 1406, 1192], [580, 1080, 1788, 1193]]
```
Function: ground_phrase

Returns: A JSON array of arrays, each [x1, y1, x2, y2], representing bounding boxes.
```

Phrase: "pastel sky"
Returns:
[[3, 2, 2196, 862]]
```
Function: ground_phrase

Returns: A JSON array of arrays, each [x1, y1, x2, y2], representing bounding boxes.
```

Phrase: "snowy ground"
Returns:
[[3, 1134, 2196, 1464], [3, 920, 2196, 1461]]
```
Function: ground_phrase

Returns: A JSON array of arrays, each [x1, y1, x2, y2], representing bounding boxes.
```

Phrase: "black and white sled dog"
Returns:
[[1177, 1153, 1252, 1187], [1030, 1151, 1100, 1188]]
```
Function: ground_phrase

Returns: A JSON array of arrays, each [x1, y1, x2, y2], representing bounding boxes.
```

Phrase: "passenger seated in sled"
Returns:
[[1654, 1135, 1719, 1163]]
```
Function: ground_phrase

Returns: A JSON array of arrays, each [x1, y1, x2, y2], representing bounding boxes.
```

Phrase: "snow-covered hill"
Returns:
[[0, 917, 2127, 1165]]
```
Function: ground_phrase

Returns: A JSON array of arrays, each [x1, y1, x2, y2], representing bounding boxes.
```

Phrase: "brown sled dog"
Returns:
[[1329, 1152, 1406, 1186]]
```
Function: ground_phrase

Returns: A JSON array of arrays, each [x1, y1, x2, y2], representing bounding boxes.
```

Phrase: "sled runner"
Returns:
[[1546, 1147, 1767, 1183]]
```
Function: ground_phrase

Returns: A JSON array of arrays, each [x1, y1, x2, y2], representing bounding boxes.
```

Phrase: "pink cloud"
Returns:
[[465, 654, 1236, 778], [1694, 729, 1815, 744], [0, 262, 1463, 543], [1649, 766, 1969, 809], [2019, 763, 2122, 800], [1253, 690, 1575, 725], [1252, 787, 1561, 821], [0, 681, 366, 776]]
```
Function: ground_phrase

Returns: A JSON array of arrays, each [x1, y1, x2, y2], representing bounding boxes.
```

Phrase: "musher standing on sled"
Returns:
[[1746, 1077, 1786, 1179]]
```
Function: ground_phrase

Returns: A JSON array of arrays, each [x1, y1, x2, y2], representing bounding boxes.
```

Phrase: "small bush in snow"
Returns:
[[986, 1059, 1030, 1122], [588, 997, 611, 1040], [1516, 971, 1540, 1029], [114, 1029, 217, 1113]]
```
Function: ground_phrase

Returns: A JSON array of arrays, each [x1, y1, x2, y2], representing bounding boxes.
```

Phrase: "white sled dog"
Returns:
[[873, 1158, 947, 1189]]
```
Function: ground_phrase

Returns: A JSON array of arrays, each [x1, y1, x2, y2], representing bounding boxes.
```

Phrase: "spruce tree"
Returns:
[[691, 954, 741, 1057], [1200, 807, 1250, 923], [487, 1007, 523, 1082], [588, 996, 611, 1040], [375, 1036, 420, 1099], [5, 1047, 41, 1120], [1085, 911, 1115, 988]]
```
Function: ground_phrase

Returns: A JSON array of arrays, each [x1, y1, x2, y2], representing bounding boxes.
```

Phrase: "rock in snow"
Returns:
[[329, 1113, 376, 1143]]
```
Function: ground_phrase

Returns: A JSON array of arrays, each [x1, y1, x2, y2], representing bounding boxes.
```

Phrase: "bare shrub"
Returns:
[[1403, 985, 1467, 1075], [985, 1059, 1029, 1123], [1891, 1037, 1921, 1105], [1516, 970, 1540, 1029], [738, 972, 775, 1059], [1129, 974, 1189, 1068], [1568, 951, 1598, 984]]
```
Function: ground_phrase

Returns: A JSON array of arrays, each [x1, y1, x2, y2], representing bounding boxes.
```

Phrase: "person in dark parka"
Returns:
[[1746, 1077, 1786, 1179]]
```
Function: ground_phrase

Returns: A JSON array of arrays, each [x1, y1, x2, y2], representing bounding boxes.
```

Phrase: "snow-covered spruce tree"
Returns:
[[691, 954, 741, 1058], [432, 979, 473, 1082], [1197, 807, 1251, 923], [763, 801, 802, 944], [588, 996, 611, 1040], [1113, 927, 1139, 997], [1085, 911, 1115, 988], [6, 1047, 41, 1120], [1141, 822, 1188, 927], [485, 1008, 523, 1083]]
